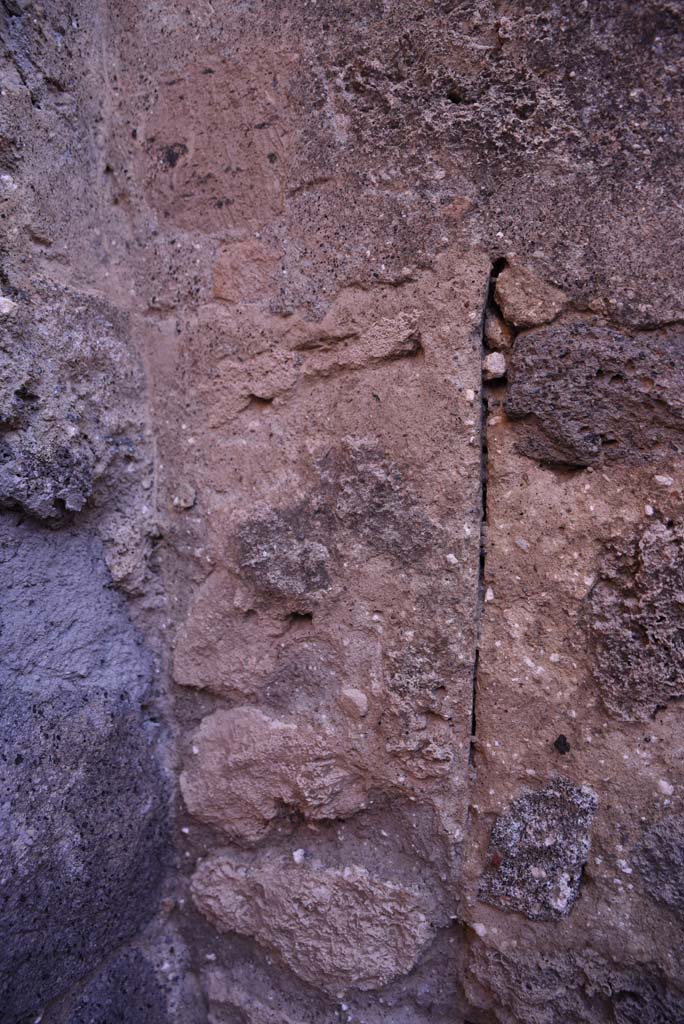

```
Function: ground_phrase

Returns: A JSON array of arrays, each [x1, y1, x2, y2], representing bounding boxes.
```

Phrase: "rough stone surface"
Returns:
[[61, 951, 167, 1024], [478, 778, 597, 921], [484, 310, 513, 352], [44, 924, 203, 1024], [483, 350, 507, 381], [4, 0, 684, 1020], [0, 516, 166, 1021], [181, 706, 369, 844], [494, 262, 567, 329], [0, 5, 169, 1016], [584, 521, 684, 720], [464, 943, 684, 1024], [633, 815, 684, 914], [237, 507, 333, 601], [0, 283, 147, 524], [192, 853, 433, 994], [201, 929, 467, 1024], [506, 322, 684, 468], [462, 410, 684, 1022]]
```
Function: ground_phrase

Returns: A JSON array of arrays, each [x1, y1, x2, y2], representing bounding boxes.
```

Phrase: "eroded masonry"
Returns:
[[1, 2, 683, 1023]]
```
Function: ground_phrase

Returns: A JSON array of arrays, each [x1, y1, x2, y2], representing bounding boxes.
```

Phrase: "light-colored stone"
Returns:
[[483, 351, 507, 380], [0, 295, 17, 317], [484, 310, 513, 351], [180, 706, 369, 843], [495, 262, 567, 328], [192, 854, 433, 993], [339, 687, 369, 718]]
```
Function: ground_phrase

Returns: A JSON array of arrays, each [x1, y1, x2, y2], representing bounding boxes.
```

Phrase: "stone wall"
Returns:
[[1, 2, 682, 1022]]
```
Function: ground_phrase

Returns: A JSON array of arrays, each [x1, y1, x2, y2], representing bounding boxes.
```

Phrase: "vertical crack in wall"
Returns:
[[469, 258, 506, 764]]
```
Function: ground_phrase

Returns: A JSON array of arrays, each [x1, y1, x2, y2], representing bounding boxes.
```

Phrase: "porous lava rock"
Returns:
[[62, 950, 167, 1024], [4, 0, 683, 1020], [237, 506, 332, 601], [0, 516, 166, 1020], [478, 778, 597, 921], [0, 282, 148, 523], [633, 815, 684, 913], [506, 323, 684, 467], [464, 943, 684, 1024], [585, 520, 684, 720]]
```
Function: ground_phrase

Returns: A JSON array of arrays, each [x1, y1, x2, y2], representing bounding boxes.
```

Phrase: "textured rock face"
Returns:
[[61, 952, 167, 1024], [464, 944, 684, 1024], [0, 284, 146, 521], [633, 815, 684, 914], [111, 1, 682, 1020], [181, 706, 370, 843], [0, 3, 177, 1020], [0, 517, 166, 1020], [3, 0, 684, 1022], [585, 520, 684, 720], [192, 854, 434, 993], [506, 322, 684, 467], [478, 779, 598, 921]]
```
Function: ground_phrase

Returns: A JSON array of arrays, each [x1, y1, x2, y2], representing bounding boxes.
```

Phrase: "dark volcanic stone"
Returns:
[[585, 520, 684, 720], [63, 949, 168, 1024], [466, 944, 684, 1024], [505, 322, 684, 467], [0, 278, 148, 525], [0, 515, 166, 1021], [317, 441, 435, 562], [478, 778, 597, 921], [0, 437, 94, 519], [633, 815, 684, 914], [237, 505, 331, 600], [236, 443, 437, 602]]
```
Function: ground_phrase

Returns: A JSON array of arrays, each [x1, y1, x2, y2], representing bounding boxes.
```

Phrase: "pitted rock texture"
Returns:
[[237, 507, 333, 601], [0, 0, 156, 594], [505, 322, 684, 467], [464, 943, 684, 1024], [202, 927, 467, 1024], [52, 926, 203, 1024], [0, 516, 165, 1020], [192, 854, 433, 994], [61, 950, 167, 1024], [478, 778, 597, 921], [235, 441, 438, 605], [7, 0, 679, 1020], [633, 815, 684, 914], [0, 284, 145, 521], [585, 520, 684, 720], [315, 441, 437, 562]]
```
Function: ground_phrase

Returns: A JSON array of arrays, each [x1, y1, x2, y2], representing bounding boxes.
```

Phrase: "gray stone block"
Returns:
[[0, 515, 166, 1021]]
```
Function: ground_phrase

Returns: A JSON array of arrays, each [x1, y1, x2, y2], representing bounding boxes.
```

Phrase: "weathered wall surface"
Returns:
[[0, 3, 196, 1022], [2, 1, 683, 1022]]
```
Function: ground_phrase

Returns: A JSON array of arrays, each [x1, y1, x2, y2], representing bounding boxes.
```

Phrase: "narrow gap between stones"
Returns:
[[469, 257, 506, 763]]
